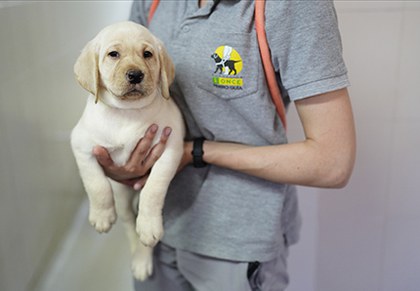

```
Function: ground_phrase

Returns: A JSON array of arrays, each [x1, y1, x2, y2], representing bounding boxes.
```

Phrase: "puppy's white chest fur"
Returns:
[[92, 117, 142, 167], [79, 97, 150, 165]]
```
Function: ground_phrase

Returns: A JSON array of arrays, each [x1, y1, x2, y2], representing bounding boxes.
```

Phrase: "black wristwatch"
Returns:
[[191, 138, 207, 168]]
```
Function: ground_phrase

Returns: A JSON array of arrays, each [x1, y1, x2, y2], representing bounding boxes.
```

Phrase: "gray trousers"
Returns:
[[134, 242, 289, 291]]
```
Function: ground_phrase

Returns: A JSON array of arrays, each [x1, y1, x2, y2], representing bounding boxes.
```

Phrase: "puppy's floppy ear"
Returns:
[[74, 39, 100, 103], [157, 42, 175, 100]]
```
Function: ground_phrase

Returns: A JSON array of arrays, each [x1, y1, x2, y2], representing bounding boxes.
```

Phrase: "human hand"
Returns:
[[93, 124, 172, 190]]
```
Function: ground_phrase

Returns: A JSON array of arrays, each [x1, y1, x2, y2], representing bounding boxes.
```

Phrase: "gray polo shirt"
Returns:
[[130, 0, 349, 262]]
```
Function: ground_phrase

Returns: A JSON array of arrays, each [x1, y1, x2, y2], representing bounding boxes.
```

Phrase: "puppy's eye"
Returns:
[[143, 51, 153, 58], [108, 51, 120, 58]]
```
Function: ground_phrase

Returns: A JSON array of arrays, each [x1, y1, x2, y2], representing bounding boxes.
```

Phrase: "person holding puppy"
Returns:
[[94, 1, 356, 290]]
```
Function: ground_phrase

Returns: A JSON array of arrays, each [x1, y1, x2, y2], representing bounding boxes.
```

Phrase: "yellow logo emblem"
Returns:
[[211, 45, 243, 90]]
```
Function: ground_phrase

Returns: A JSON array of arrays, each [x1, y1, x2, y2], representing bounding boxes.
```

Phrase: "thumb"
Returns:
[[93, 146, 114, 167]]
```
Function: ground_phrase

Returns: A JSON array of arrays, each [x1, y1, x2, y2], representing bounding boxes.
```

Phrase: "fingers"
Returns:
[[118, 175, 148, 190], [128, 124, 159, 168], [93, 146, 114, 167], [133, 175, 149, 191], [92, 125, 172, 188], [161, 127, 173, 142], [141, 127, 172, 169]]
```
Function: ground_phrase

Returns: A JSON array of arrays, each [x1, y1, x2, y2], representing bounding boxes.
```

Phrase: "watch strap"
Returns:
[[192, 138, 207, 168]]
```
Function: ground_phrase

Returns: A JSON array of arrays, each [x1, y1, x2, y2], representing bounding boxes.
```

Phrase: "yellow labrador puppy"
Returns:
[[71, 21, 185, 281]]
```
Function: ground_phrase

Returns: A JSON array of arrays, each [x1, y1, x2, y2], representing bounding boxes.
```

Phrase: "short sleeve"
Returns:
[[266, 1, 350, 101]]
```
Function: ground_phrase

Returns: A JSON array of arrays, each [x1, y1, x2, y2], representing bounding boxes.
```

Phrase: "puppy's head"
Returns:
[[74, 21, 174, 105]]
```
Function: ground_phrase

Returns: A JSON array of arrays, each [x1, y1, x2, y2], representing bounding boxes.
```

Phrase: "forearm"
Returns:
[[195, 88, 356, 189], [202, 140, 350, 188]]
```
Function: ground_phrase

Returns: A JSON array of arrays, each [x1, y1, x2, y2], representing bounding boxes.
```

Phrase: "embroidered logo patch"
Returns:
[[211, 45, 243, 90]]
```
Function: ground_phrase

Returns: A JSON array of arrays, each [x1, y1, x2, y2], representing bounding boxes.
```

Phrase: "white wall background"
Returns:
[[0, 1, 132, 291], [288, 2, 420, 291], [0, 1, 419, 291]]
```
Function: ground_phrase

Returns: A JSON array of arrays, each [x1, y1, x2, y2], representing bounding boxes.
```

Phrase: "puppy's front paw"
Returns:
[[132, 246, 153, 281], [136, 215, 163, 247], [89, 207, 117, 233]]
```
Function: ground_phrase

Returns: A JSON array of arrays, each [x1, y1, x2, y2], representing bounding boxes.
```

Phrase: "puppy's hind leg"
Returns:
[[111, 180, 138, 253], [132, 242, 154, 281], [111, 180, 154, 281]]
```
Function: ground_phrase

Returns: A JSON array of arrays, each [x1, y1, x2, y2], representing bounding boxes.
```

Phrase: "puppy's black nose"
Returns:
[[126, 70, 144, 84]]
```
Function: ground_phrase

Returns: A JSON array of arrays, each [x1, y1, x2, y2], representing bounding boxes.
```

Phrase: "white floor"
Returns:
[[35, 200, 135, 291]]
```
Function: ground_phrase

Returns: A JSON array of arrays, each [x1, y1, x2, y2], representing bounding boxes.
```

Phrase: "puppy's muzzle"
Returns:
[[126, 70, 144, 84]]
